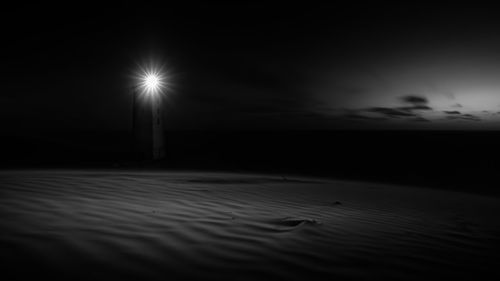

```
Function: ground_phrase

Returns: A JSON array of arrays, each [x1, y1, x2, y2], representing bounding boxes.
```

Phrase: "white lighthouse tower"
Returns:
[[132, 69, 166, 160]]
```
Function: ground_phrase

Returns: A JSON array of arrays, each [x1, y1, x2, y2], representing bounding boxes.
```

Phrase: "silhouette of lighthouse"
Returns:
[[132, 85, 165, 160]]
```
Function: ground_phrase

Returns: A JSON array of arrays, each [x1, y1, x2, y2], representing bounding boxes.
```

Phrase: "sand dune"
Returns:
[[0, 170, 499, 281]]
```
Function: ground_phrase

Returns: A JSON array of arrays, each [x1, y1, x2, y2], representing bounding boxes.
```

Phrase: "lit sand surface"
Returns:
[[1, 171, 499, 281]]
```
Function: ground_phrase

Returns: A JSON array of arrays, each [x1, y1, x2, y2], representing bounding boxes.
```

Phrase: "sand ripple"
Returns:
[[0, 170, 499, 281]]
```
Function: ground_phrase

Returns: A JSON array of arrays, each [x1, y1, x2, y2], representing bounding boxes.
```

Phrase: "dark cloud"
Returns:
[[444, 111, 461, 114], [339, 94, 435, 123], [463, 114, 479, 119], [446, 113, 481, 121], [400, 95, 428, 105], [451, 103, 463, 108], [343, 113, 387, 121], [400, 105, 433, 111], [365, 107, 416, 118]]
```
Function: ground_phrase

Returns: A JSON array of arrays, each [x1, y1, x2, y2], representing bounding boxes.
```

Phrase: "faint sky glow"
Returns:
[[313, 47, 500, 128]]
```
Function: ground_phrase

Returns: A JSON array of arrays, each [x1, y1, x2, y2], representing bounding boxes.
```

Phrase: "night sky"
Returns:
[[3, 2, 500, 133]]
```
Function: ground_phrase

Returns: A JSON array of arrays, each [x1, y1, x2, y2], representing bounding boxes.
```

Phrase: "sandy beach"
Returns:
[[0, 170, 499, 281]]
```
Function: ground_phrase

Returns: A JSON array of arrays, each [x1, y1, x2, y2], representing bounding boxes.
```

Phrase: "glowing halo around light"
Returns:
[[138, 69, 166, 96], [142, 72, 162, 93], [133, 61, 170, 97]]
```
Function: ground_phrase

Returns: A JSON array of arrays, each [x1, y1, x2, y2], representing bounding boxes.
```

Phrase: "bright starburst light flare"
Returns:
[[143, 73, 160, 92], [139, 69, 166, 96]]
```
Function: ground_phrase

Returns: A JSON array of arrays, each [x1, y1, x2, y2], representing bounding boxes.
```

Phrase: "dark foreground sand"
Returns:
[[0, 171, 499, 281]]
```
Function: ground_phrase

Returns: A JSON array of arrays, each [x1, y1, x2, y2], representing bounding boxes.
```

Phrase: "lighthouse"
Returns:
[[132, 69, 166, 160]]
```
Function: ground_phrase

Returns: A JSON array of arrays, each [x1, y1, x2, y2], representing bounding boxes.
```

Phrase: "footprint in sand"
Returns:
[[274, 217, 322, 231]]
